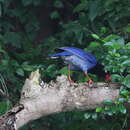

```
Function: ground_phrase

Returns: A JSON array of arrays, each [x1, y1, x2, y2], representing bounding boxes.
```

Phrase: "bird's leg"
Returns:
[[68, 64, 74, 83], [84, 72, 93, 85]]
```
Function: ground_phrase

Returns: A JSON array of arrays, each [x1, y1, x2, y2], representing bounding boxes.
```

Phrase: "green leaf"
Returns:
[[46, 65, 56, 73], [19, 125, 28, 130], [16, 68, 24, 76], [22, 65, 34, 71], [103, 34, 120, 42], [118, 98, 126, 103], [120, 90, 130, 96], [0, 46, 6, 55], [84, 113, 91, 119], [103, 99, 113, 105], [22, 63, 35, 71], [54, 0, 64, 8], [96, 107, 103, 112], [122, 60, 130, 66], [22, 0, 32, 6], [91, 34, 100, 40], [117, 37, 125, 46], [125, 42, 130, 49], [127, 98, 130, 103], [33, 0, 41, 6], [125, 25, 130, 33], [100, 27, 108, 34], [60, 66, 69, 76], [0, 0, 4, 2], [88, 42, 101, 48], [50, 11, 60, 19], [0, 100, 11, 115], [114, 53, 120, 57], [127, 67, 130, 73], [123, 75, 130, 88], [1, 59, 8, 66], [89, 0, 100, 21], [106, 111, 113, 116], [104, 37, 124, 49], [0, 101, 6, 114], [3, 32, 22, 48], [104, 106, 110, 111], [73, 1, 88, 13], [111, 74, 121, 82], [111, 106, 117, 114], [11, 60, 19, 67], [119, 104, 126, 114], [92, 113, 97, 119]]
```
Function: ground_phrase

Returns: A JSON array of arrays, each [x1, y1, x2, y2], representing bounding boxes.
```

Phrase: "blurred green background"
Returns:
[[0, 0, 130, 129]]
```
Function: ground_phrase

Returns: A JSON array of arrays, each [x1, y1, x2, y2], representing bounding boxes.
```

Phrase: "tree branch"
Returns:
[[0, 70, 120, 130]]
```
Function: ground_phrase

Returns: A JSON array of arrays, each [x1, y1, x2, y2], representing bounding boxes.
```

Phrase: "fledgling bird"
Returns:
[[48, 47, 97, 84]]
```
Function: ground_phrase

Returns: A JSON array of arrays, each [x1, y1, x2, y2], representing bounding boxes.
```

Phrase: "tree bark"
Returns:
[[0, 70, 120, 130]]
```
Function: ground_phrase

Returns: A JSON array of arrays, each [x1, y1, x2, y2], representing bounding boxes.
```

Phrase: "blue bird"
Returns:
[[49, 47, 97, 84]]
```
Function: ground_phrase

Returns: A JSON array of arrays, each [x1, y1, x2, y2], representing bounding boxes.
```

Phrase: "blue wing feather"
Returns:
[[59, 47, 97, 64], [48, 51, 72, 57]]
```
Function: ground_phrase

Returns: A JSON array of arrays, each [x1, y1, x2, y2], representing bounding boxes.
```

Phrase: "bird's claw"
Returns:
[[68, 79, 75, 84], [87, 79, 94, 85]]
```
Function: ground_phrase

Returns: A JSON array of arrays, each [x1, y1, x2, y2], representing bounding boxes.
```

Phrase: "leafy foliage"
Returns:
[[0, 0, 130, 129]]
